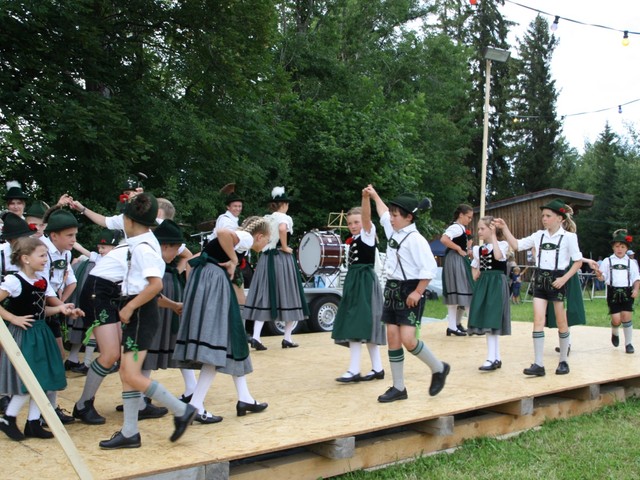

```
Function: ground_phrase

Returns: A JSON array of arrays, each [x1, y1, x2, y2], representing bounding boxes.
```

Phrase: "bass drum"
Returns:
[[297, 231, 343, 276]]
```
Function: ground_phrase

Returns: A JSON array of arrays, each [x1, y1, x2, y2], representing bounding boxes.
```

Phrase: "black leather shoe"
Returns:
[[64, 359, 82, 371], [116, 397, 154, 412], [0, 415, 25, 441], [194, 410, 223, 424], [179, 394, 192, 404], [456, 324, 468, 333], [250, 338, 267, 351], [523, 363, 546, 376], [170, 404, 197, 442], [70, 363, 89, 375], [429, 362, 450, 396], [24, 419, 54, 439], [478, 360, 497, 371], [73, 397, 106, 425], [282, 339, 299, 348], [554, 345, 571, 356], [236, 400, 268, 417], [626, 344, 635, 354], [361, 369, 385, 381], [377, 386, 408, 403], [138, 403, 169, 420], [446, 328, 466, 337], [55, 406, 75, 424], [612, 334, 620, 347], [494, 360, 502, 369], [555, 361, 570, 375], [99, 431, 141, 450], [335, 371, 361, 383]]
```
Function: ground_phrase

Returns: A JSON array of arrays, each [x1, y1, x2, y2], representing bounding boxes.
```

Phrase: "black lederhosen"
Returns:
[[381, 278, 425, 327], [120, 296, 160, 353], [533, 235, 567, 302], [606, 257, 634, 314], [79, 275, 122, 328]]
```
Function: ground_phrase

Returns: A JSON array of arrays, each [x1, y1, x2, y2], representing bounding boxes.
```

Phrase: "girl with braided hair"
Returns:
[[173, 216, 271, 424]]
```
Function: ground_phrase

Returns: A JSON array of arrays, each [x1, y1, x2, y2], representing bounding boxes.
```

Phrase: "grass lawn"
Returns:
[[338, 398, 640, 479], [337, 288, 640, 479]]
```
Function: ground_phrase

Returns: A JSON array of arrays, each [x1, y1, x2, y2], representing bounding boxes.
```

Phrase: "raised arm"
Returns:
[[361, 188, 373, 233], [493, 218, 518, 252], [364, 185, 388, 218]]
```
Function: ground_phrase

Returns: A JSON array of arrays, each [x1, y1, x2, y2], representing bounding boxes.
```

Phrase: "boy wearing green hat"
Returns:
[[496, 199, 583, 377], [595, 230, 639, 354], [365, 185, 450, 403], [24, 201, 49, 238], [98, 193, 196, 449]]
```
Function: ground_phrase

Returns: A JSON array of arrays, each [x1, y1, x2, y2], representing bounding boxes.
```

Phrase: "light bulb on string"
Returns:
[[550, 16, 559, 32], [619, 105, 623, 114], [622, 31, 630, 46]]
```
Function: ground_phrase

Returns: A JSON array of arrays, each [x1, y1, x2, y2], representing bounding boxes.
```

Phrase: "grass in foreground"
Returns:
[[337, 397, 640, 480]]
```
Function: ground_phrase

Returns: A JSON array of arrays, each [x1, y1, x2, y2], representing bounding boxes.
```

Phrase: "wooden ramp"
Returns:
[[3, 321, 640, 479]]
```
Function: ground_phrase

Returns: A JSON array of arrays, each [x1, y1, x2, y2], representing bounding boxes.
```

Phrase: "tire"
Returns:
[[307, 294, 340, 332], [264, 320, 304, 336]]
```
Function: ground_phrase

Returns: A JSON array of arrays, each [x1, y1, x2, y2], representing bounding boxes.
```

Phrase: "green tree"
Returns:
[[509, 15, 562, 194]]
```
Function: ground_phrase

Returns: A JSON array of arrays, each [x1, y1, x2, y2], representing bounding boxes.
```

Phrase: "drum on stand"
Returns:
[[297, 231, 343, 277]]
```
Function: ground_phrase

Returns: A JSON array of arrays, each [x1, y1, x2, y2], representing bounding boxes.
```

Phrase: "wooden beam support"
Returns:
[[485, 397, 534, 416], [556, 384, 600, 401], [306, 436, 355, 459], [413, 415, 454, 436]]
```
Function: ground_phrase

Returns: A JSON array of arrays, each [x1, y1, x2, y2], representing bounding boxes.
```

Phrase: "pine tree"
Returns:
[[510, 15, 562, 194]]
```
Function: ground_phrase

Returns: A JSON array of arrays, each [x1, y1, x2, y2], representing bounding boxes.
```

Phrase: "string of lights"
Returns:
[[501, 0, 640, 45], [510, 97, 640, 123]]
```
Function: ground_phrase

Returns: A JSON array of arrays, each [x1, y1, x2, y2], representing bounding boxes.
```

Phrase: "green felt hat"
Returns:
[[225, 192, 243, 205], [540, 199, 568, 218], [389, 193, 432, 216], [123, 192, 158, 227], [25, 201, 49, 219], [96, 229, 120, 246], [611, 230, 633, 247], [121, 175, 140, 192], [0, 212, 34, 240], [44, 209, 79, 233], [153, 219, 184, 244], [268, 186, 290, 203]]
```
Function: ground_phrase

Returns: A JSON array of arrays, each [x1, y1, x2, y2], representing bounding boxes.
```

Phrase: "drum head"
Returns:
[[298, 232, 323, 276]]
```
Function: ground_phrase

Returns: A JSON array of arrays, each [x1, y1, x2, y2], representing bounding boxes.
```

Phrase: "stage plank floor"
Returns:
[[3, 320, 640, 479]]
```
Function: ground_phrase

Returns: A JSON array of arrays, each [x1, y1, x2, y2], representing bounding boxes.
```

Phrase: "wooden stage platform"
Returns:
[[3, 320, 640, 480]]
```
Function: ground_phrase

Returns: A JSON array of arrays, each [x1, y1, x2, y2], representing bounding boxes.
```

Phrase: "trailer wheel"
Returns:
[[307, 295, 340, 332]]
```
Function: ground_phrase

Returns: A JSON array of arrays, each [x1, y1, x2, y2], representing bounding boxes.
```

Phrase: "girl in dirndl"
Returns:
[[332, 188, 386, 383], [0, 237, 79, 441], [244, 187, 309, 350], [467, 216, 511, 371], [174, 217, 271, 423], [440, 204, 474, 336]]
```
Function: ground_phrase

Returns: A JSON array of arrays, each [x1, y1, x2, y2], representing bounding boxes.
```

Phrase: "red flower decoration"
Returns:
[[559, 207, 566, 213], [28, 223, 38, 231], [33, 279, 47, 290], [481, 247, 488, 256], [465, 229, 472, 236], [119, 194, 129, 203], [99, 239, 107, 244], [345, 236, 354, 245], [626, 235, 633, 243]]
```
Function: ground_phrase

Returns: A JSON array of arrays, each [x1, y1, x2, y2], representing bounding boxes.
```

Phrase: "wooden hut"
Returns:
[[472, 188, 594, 265]]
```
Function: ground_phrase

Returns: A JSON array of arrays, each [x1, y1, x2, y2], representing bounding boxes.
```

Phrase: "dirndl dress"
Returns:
[[0, 275, 67, 395], [243, 249, 309, 322], [442, 224, 473, 307], [468, 246, 511, 335], [173, 253, 252, 376], [331, 236, 385, 346], [143, 263, 184, 370]]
